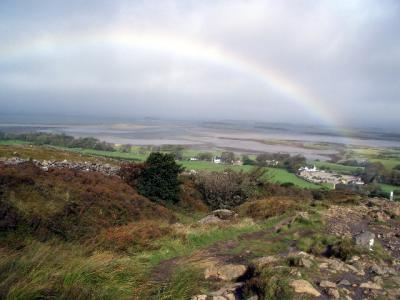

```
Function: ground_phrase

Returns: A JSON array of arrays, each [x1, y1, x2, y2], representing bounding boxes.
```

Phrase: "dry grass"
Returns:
[[238, 196, 305, 219], [0, 163, 176, 241]]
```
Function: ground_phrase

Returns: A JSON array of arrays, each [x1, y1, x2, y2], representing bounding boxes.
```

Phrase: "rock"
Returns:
[[210, 283, 243, 296], [348, 255, 360, 263], [296, 211, 310, 220], [345, 264, 365, 276], [300, 257, 313, 268], [252, 255, 280, 268], [354, 231, 375, 250], [369, 263, 385, 276], [320, 280, 337, 288], [192, 295, 207, 300], [360, 281, 382, 290], [319, 262, 329, 269], [338, 279, 351, 286], [198, 215, 224, 225], [387, 288, 400, 300], [327, 288, 340, 299], [204, 264, 247, 281], [372, 211, 390, 222], [372, 276, 383, 286], [273, 215, 297, 232], [290, 280, 321, 297], [212, 209, 237, 220]]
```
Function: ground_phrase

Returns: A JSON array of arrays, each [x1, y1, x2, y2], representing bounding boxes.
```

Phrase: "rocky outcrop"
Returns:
[[354, 231, 375, 250], [198, 209, 237, 225], [290, 279, 321, 297], [212, 209, 238, 220], [204, 264, 247, 281], [198, 215, 224, 225]]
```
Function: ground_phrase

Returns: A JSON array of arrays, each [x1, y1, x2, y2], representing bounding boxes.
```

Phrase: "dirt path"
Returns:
[[150, 225, 278, 282]]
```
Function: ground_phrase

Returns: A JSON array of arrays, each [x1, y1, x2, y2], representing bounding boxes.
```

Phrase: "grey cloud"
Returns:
[[0, 0, 399, 127]]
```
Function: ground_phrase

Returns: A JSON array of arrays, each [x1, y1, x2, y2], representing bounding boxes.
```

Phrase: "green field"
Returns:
[[379, 183, 400, 193], [313, 161, 363, 174], [265, 168, 329, 189], [349, 147, 400, 170], [371, 158, 400, 170], [181, 160, 325, 189], [0, 140, 28, 146]]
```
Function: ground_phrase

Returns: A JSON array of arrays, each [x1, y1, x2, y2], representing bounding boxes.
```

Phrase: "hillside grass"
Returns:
[[371, 158, 400, 170], [313, 161, 363, 174], [349, 147, 400, 170], [0, 217, 281, 299]]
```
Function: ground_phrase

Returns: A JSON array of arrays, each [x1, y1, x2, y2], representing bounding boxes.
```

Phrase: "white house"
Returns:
[[298, 165, 318, 172], [213, 157, 222, 164]]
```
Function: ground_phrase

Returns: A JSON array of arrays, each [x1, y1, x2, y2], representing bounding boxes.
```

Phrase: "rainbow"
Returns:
[[0, 29, 350, 140]]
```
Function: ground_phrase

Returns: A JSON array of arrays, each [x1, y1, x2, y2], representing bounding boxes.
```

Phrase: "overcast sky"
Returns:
[[0, 0, 399, 128]]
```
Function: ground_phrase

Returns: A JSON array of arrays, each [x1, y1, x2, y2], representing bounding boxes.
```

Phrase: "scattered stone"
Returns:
[[204, 264, 247, 281], [354, 231, 375, 250], [338, 279, 351, 286], [369, 263, 385, 276], [360, 281, 382, 290], [290, 280, 321, 297], [319, 262, 329, 269], [252, 255, 280, 268], [212, 209, 237, 220], [192, 295, 207, 300], [300, 257, 313, 268], [198, 215, 224, 225], [345, 263, 365, 276], [320, 280, 337, 288], [348, 256, 360, 263], [372, 276, 383, 286], [327, 288, 340, 299], [372, 211, 390, 222]]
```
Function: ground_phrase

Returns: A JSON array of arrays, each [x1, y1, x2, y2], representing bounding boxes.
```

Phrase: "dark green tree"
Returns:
[[138, 152, 184, 203]]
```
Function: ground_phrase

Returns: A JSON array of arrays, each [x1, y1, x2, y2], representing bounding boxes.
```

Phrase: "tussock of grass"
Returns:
[[246, 266, 293, 300], [238, 196, 307, 220], [148, 267, 203, 300]]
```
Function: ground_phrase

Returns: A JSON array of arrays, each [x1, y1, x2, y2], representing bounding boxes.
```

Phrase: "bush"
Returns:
[[120, 153, 184, 204], [194, 168, 265, 209], [138, 152, 184, 203]]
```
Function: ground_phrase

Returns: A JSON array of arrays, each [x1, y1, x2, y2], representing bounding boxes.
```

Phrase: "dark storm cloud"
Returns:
[[0, 0, 399, 126]]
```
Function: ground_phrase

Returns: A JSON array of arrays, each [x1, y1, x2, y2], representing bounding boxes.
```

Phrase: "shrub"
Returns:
[[194, 168, 265, 209], [329, 237, 361, 261], [139, 152, 184, 203], [122, 152, 184, 204]]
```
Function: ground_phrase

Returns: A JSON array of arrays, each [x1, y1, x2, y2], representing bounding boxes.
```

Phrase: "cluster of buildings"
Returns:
[[298, 165, 364, 186]]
